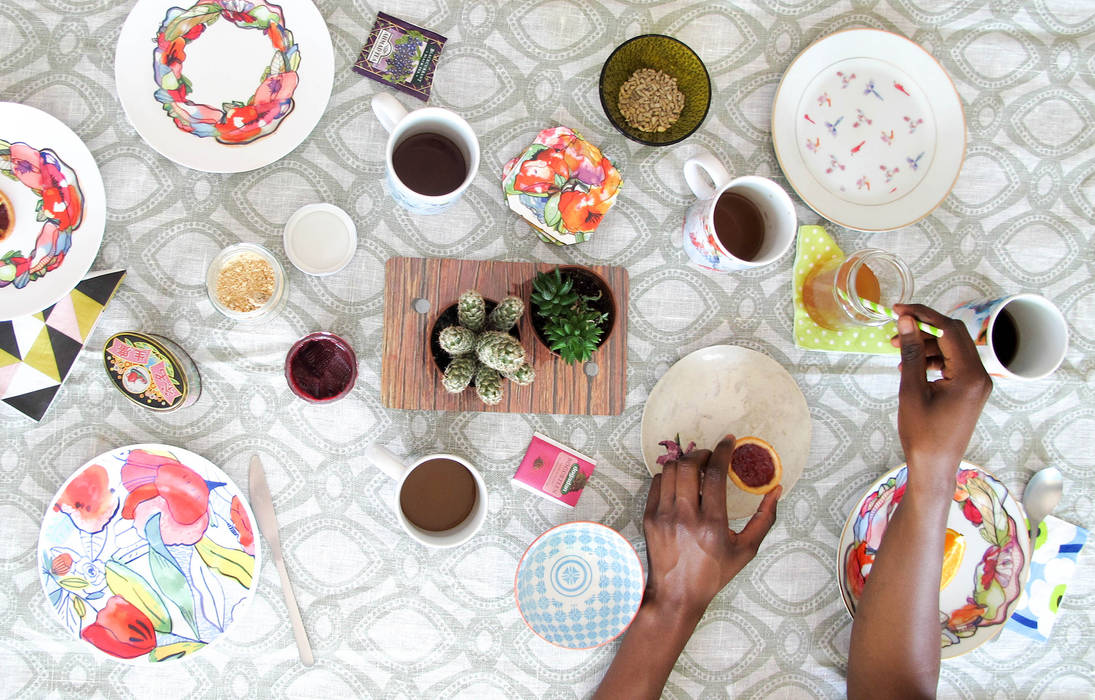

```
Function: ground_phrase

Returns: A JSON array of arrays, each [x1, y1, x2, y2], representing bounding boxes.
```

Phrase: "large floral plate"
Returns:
[[837, 463, 1030, 659], [115, 0, 333, 173], [771, 29, 965, 231], [640, 345, 811, 520], [0, 102, 105, 321], [514, 521, 644, 649], [38, 444, 260, 662]]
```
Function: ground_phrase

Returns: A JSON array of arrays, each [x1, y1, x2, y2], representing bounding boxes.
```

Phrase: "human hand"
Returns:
[[643, 436, 781, 621], [889, 303, 992, 497]]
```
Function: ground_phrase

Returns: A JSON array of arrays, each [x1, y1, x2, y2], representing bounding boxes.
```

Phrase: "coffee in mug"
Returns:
[[398, 456, 477, 532], [392, 132, 467, 197], [679, 153, 797, 272], [949, 293, 1068, 380], [363, 443, 488, 547]]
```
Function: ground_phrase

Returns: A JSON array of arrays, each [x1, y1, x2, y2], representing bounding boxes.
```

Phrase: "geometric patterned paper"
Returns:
[[0, 269, 125, 421]]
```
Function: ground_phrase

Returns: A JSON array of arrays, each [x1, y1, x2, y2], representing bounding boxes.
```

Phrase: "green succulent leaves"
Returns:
[[531, 268, 608, 365]]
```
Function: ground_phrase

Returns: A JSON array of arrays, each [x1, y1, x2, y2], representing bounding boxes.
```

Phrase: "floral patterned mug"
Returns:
[[679, 153, 796, 272], [371, 93, 480, 215]]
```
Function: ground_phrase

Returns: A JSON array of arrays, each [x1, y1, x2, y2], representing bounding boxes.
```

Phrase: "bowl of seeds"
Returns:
[[206, 243, 287, 321], [599, 34, 711, 147]]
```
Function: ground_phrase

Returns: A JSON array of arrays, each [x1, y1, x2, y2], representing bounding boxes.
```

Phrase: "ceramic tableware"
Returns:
[[837, 462, 1030, 659], [0, 102, 106, 321], [114, 0, 334, 173], [371, 93, 479, 215], [283, 203, 357, 276], [771, 29, 965, 231], [362, 444, 488, 548], [679, 154, 797, 272], [949, 293, 1068, 381], [514, 521, 644, 649], [640, 345, 811, 520], [598, 34, 711, 146], [37, 444, 261, 663]]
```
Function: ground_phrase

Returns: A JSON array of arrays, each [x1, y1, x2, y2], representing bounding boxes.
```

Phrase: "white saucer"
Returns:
[[282, 203, 357, 276]]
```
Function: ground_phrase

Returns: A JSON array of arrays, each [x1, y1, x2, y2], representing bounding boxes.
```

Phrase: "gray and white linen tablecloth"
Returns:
[[1, 0, 1093, 697]]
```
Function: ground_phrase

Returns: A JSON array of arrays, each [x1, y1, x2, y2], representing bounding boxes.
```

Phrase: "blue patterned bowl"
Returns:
[[514, 521, 644, 649]]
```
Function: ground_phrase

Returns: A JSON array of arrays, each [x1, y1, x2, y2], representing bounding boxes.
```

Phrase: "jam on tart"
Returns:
[[0, 190, 13, 241], [728, 436, 782, 495]]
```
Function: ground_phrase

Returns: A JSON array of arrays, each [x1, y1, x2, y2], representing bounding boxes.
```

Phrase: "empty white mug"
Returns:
[[371, 93, 479, 215], [680, 153, 796, 272]]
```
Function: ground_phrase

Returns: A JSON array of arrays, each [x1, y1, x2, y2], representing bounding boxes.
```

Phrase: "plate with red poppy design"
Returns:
[[114, 0, 333, 172], [38, 444, 261, 662], [837, 462, 1030, 659]]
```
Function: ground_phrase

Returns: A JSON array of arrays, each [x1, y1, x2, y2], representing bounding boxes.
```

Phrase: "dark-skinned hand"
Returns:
[[889, 303, 993, 496], [643, 435, 781, 618]]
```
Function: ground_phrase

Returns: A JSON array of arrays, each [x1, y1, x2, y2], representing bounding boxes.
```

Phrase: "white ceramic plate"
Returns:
[[837, 463, 1030, 659], [514, 521, 644, 649], [0, 102, 105, 321], [640, 345, 812, 520], [38, 444, 261, 663], [772, 29, 965, 231], [115, 0, 333, 173]]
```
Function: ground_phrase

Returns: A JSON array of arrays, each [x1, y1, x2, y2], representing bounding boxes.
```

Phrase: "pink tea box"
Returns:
[[513, 433, 596, 508]]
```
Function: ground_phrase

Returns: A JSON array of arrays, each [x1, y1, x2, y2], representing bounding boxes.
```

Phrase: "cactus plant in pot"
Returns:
[[529, 266, 615, 365]]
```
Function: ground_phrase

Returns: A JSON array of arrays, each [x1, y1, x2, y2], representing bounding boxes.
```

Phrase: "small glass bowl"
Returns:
[[206, 243, 287, 321], [284, 331, 358, 403], [599, 34, 711, 147]]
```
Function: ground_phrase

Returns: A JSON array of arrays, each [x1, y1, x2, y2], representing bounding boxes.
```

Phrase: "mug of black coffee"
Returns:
[[679, 153, 796, 272], [363, 443, 488, 547], [950, 293, 1068, 380], [371, 93, 479, 215]]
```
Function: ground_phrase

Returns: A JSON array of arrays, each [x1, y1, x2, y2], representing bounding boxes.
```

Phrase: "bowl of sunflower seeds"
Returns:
[[598, 34, 711, 147]]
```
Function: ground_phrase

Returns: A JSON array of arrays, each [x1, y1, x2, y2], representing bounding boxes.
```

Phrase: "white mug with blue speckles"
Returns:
[[371, 93, 479, 215]]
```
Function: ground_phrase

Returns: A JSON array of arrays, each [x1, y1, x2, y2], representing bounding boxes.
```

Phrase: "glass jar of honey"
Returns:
[[802, 249, 913, 331]]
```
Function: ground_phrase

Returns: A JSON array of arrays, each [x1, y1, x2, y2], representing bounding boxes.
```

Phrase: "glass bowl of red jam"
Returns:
[[284, 332, 358, 403]]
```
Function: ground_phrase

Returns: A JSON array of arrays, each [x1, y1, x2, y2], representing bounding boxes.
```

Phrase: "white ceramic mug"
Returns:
[[363, 443, 488, 547], [949, 293, 1068, 380], [371, 93, 479, 215], [680, 153, 796, 272]]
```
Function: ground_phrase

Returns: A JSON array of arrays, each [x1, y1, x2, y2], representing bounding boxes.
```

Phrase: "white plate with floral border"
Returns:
[[838, 462, 1030, 659], [38, 444, 260, 663], [772, 29, 965, 232], [0, 102, 105, 321], [115, 0, 333, 173]]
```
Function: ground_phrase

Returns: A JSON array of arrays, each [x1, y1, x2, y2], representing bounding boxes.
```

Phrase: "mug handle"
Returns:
[[364, 443, 407, 481], [683, 153, 732, 200], [371, 93, 408, 134]]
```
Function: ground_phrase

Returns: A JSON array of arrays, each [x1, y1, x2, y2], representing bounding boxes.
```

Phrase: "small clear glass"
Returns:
[[206, 243, 286, 321], [803, 249, 913, 331]]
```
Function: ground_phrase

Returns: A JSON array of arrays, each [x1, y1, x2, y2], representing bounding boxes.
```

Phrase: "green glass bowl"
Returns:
[[599, 34, 711, 147]]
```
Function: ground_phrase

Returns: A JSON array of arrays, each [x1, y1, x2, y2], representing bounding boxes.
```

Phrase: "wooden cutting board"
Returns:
[[382, 257, 628, 415]]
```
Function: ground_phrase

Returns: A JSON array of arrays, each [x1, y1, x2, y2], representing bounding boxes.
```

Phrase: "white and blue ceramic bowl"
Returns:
[[514, 521, 644, 649]]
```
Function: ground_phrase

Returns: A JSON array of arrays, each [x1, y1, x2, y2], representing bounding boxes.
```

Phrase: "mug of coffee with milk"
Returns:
[[371, 93, 479, 215], [680, 153, 796, 272]]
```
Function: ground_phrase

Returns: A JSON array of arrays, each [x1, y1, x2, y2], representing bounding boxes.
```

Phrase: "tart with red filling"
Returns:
[[729, 436, 782, 495], [0, 190, 13, 242]]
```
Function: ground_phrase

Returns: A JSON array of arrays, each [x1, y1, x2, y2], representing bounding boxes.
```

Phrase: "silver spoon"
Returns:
[[1023, 467, 1064, 545]]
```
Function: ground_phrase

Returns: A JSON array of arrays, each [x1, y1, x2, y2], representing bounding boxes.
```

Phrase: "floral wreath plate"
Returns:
[[514, 521, 644, 650], [771, 29, 965, 231], [38, 444, 261, 663], [640, 345, 811, 520], [837, 463, 1030, 659], [115, 0, 333, 173], [0, 102, 106, 321]]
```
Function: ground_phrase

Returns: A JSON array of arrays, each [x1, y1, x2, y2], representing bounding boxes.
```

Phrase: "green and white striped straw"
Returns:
[[837, 289, 944, 337]]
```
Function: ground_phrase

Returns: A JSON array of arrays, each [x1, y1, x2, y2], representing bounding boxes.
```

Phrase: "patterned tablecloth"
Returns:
[[1, 1, 1093, 698]]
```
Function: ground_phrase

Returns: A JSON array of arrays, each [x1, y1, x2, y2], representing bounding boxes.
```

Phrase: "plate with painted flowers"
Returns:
[[38, 444, 260, 662], [838, 462, 1030, 659]]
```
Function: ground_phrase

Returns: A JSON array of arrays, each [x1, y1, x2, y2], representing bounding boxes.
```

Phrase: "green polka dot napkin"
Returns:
[[792, 225, 898, 355]]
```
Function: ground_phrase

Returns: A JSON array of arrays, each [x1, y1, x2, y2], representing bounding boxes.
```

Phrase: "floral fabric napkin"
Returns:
[[1005, 514, 1088, 642], [792, 225, 897, 354]]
